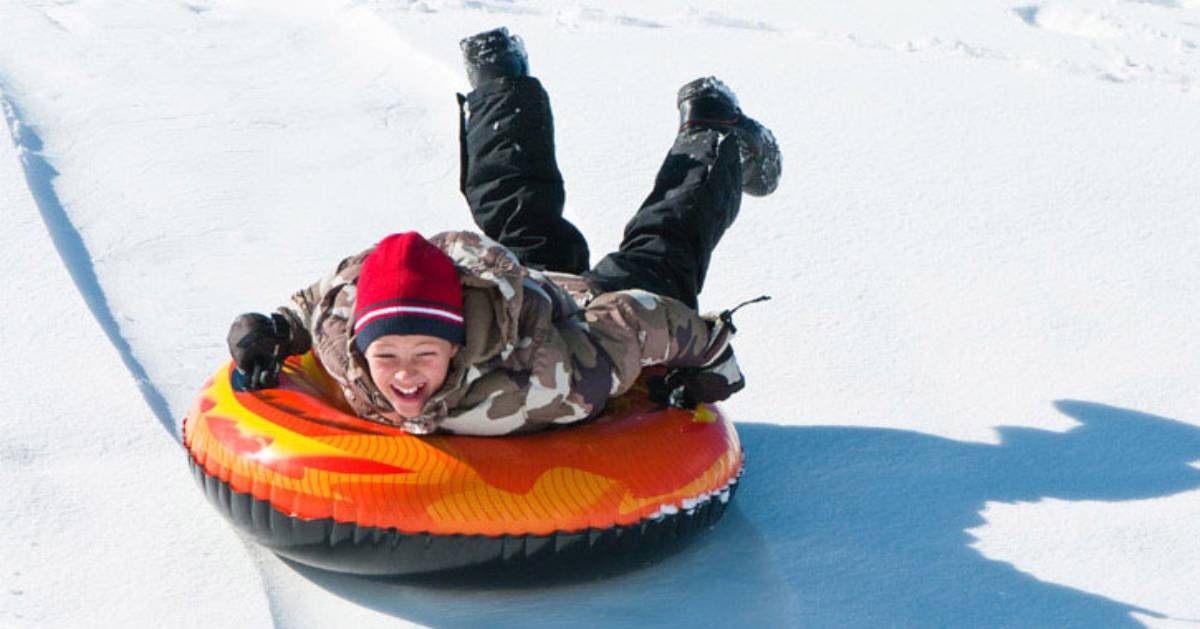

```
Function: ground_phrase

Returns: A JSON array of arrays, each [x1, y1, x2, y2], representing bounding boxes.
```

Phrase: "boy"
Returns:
[[227, 28, 781, 436]]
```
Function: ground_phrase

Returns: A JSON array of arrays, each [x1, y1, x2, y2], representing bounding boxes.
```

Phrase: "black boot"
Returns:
[[677, 77, 781, 197], [460, 27, 529, 90]]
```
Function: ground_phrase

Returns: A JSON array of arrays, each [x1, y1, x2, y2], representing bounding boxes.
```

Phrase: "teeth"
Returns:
[[397, 384, 421, 396]]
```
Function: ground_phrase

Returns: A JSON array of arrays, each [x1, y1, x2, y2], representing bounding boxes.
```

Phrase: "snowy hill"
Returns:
[[1, 0, 1197, 626]]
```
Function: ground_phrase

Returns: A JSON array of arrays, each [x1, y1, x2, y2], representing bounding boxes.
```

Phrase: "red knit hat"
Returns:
[[353, 232, 465, 352]]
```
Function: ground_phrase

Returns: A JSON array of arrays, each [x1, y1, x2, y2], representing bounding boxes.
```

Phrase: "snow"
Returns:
[[0, 87, 270, 629], [1, 0, 1197, 626]]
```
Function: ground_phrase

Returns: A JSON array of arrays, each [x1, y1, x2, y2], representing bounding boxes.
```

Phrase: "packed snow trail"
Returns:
[[0, 86, 273, 629], [2, 88, 176, 436]]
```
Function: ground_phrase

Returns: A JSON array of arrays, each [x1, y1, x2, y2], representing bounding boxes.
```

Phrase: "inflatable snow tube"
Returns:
[[183, 353, 744, 576]]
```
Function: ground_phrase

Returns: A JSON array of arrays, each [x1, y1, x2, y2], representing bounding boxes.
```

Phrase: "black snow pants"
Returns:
[[458, 77, 742, 310]]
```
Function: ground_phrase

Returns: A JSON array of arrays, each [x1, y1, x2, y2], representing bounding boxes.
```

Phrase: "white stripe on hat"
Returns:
[[354, 305, 464, 332]]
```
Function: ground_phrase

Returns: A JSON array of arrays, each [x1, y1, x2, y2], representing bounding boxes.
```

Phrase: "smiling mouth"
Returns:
[[392, 382, 426, 401]]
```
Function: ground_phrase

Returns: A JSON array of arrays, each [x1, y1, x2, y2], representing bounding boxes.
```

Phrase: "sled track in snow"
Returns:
[[1, 85, 176, 438]]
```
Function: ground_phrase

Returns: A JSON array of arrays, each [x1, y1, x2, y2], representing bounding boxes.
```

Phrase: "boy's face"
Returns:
[[363, 334, 458, 421]]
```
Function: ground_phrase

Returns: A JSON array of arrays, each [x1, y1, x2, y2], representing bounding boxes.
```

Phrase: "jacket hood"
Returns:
[[429, 230, 526, 364]]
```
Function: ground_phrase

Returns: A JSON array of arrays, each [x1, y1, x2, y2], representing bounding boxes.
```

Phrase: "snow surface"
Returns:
[[1, 0, 1198, 626]]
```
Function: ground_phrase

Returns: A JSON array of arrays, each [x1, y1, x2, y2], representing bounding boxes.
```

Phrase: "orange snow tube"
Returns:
[[183, 353, 744, 575]]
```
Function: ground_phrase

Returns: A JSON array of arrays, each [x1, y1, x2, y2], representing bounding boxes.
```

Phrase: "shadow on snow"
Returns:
[[288, 400, 1200, 627]]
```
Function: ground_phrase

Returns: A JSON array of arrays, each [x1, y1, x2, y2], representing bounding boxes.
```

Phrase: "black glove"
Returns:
[[227, 312, 306, 390], [648, 295, 768, 410], [649, 345, 746, 410]]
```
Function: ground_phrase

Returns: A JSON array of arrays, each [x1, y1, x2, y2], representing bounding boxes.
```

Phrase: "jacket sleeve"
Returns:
[[273, 250, 371, 355], [580, 289, 723, 399], [476, 285, 720, 432]]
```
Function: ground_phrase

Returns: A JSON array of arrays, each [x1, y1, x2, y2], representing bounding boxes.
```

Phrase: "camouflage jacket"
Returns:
[[278, 231, 726, 436]]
